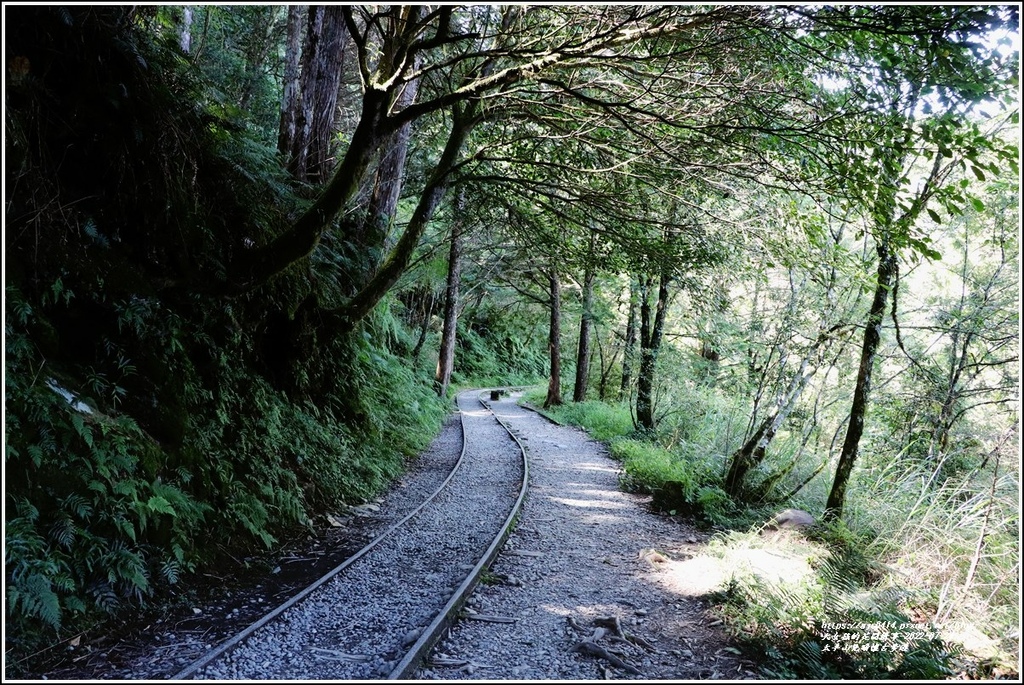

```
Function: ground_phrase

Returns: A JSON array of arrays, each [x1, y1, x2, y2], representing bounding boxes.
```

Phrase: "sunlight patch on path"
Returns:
[[654, 546, 817, 598], [549, 496, 629, 510]]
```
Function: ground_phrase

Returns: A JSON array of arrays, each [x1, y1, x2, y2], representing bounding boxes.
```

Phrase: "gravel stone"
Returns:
[[185, 390, 523, 680]]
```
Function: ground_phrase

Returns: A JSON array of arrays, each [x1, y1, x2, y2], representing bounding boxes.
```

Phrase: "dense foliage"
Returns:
[[4, 6, 452, 662], [4, 3, 1018, 678]]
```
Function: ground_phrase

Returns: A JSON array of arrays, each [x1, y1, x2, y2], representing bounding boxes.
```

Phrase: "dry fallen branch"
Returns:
[[309, 647, 372, 662], [570, 640, 643, 676]]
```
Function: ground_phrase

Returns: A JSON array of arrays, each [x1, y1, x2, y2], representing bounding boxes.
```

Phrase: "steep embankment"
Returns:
[[4, 7, 446, 670]]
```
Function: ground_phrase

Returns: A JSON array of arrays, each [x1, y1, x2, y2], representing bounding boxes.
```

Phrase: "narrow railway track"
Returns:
[[171, 389, 528, 680]]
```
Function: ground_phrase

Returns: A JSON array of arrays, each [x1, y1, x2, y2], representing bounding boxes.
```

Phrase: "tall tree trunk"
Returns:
[[435, 190, 464, 398], [822, 75, 945, 521], [824, 241, 896, 521], [620, 279, 638, 399], [545, 267, 563, 408], [596, 330, 619, 401], [573, 236, 596, 402], [360, 66, 421, 263], [277, 6, 304, 160], [636, 272, 670, 431], [290, 6, 347, 183], [179, 7, 193, 53]]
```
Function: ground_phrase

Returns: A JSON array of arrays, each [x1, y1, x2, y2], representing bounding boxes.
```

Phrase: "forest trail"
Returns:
[[7, 7, 1016, 679], [23, 391, 768, 681], [420, 391, 761, 679]]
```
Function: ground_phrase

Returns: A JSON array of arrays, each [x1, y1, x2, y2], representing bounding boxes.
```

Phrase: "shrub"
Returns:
[[544, 400, 634, 442], [5, 293, 210, 649], [712, 555, 965, 679]]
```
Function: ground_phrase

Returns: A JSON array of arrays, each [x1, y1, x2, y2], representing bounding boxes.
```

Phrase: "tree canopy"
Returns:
[[4, 4, 1019, 678]]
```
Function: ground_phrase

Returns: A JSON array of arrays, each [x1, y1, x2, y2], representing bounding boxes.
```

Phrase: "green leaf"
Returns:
[[146, 495, 176, 516], [115, 517, 137, 542], [71, 414, 93, 448], [971, 165, 986, 182], [969, 197, 985, 213], [926, 208, 941, 224]]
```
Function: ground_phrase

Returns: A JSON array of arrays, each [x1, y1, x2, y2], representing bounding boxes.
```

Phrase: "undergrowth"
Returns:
[[709, 544, 967, 679], [453, 306, 548, 387], [848, 455, 1020, 675], [4, 282, 446, 665], [3, 7, 447, 670]]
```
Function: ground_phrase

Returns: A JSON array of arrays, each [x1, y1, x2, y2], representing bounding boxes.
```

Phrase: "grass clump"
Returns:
[[529, 393, 734, 524], [845, 458, 1020, 676], [707, 528, 966, 680], [543, 399, 635, 442]]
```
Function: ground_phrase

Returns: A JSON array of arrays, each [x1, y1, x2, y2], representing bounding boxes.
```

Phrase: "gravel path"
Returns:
[[189, 390, 524, 679], [19, 389, 755, 681], [421, 392, 756, 680]]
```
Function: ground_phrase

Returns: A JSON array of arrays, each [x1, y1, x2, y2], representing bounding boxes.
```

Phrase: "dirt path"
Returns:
[[420, 392, 759, 680]]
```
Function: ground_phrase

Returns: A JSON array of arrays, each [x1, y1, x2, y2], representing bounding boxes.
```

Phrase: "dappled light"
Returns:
[[654, 545, 817, 598], [548, 497, 630, 511], [5, 3, 1017, 680], [571, 464, 623, 475]]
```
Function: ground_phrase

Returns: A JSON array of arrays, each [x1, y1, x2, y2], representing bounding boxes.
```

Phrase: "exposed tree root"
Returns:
[[566, 616, 647, 676], [570, 639, 642, 675], [595, 615, 656, 651]]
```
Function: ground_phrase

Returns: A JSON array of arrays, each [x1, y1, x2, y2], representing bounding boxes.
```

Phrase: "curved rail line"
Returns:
[[170, 389, 528, 680], [387, 390, 530, 679]]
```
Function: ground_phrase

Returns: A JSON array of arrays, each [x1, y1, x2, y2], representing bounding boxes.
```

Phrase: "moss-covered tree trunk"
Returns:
[[545, 267, 563, 408], [334, 103, 477, 329], [435, 190, 464, 398], [238, 89, 389, 290]]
